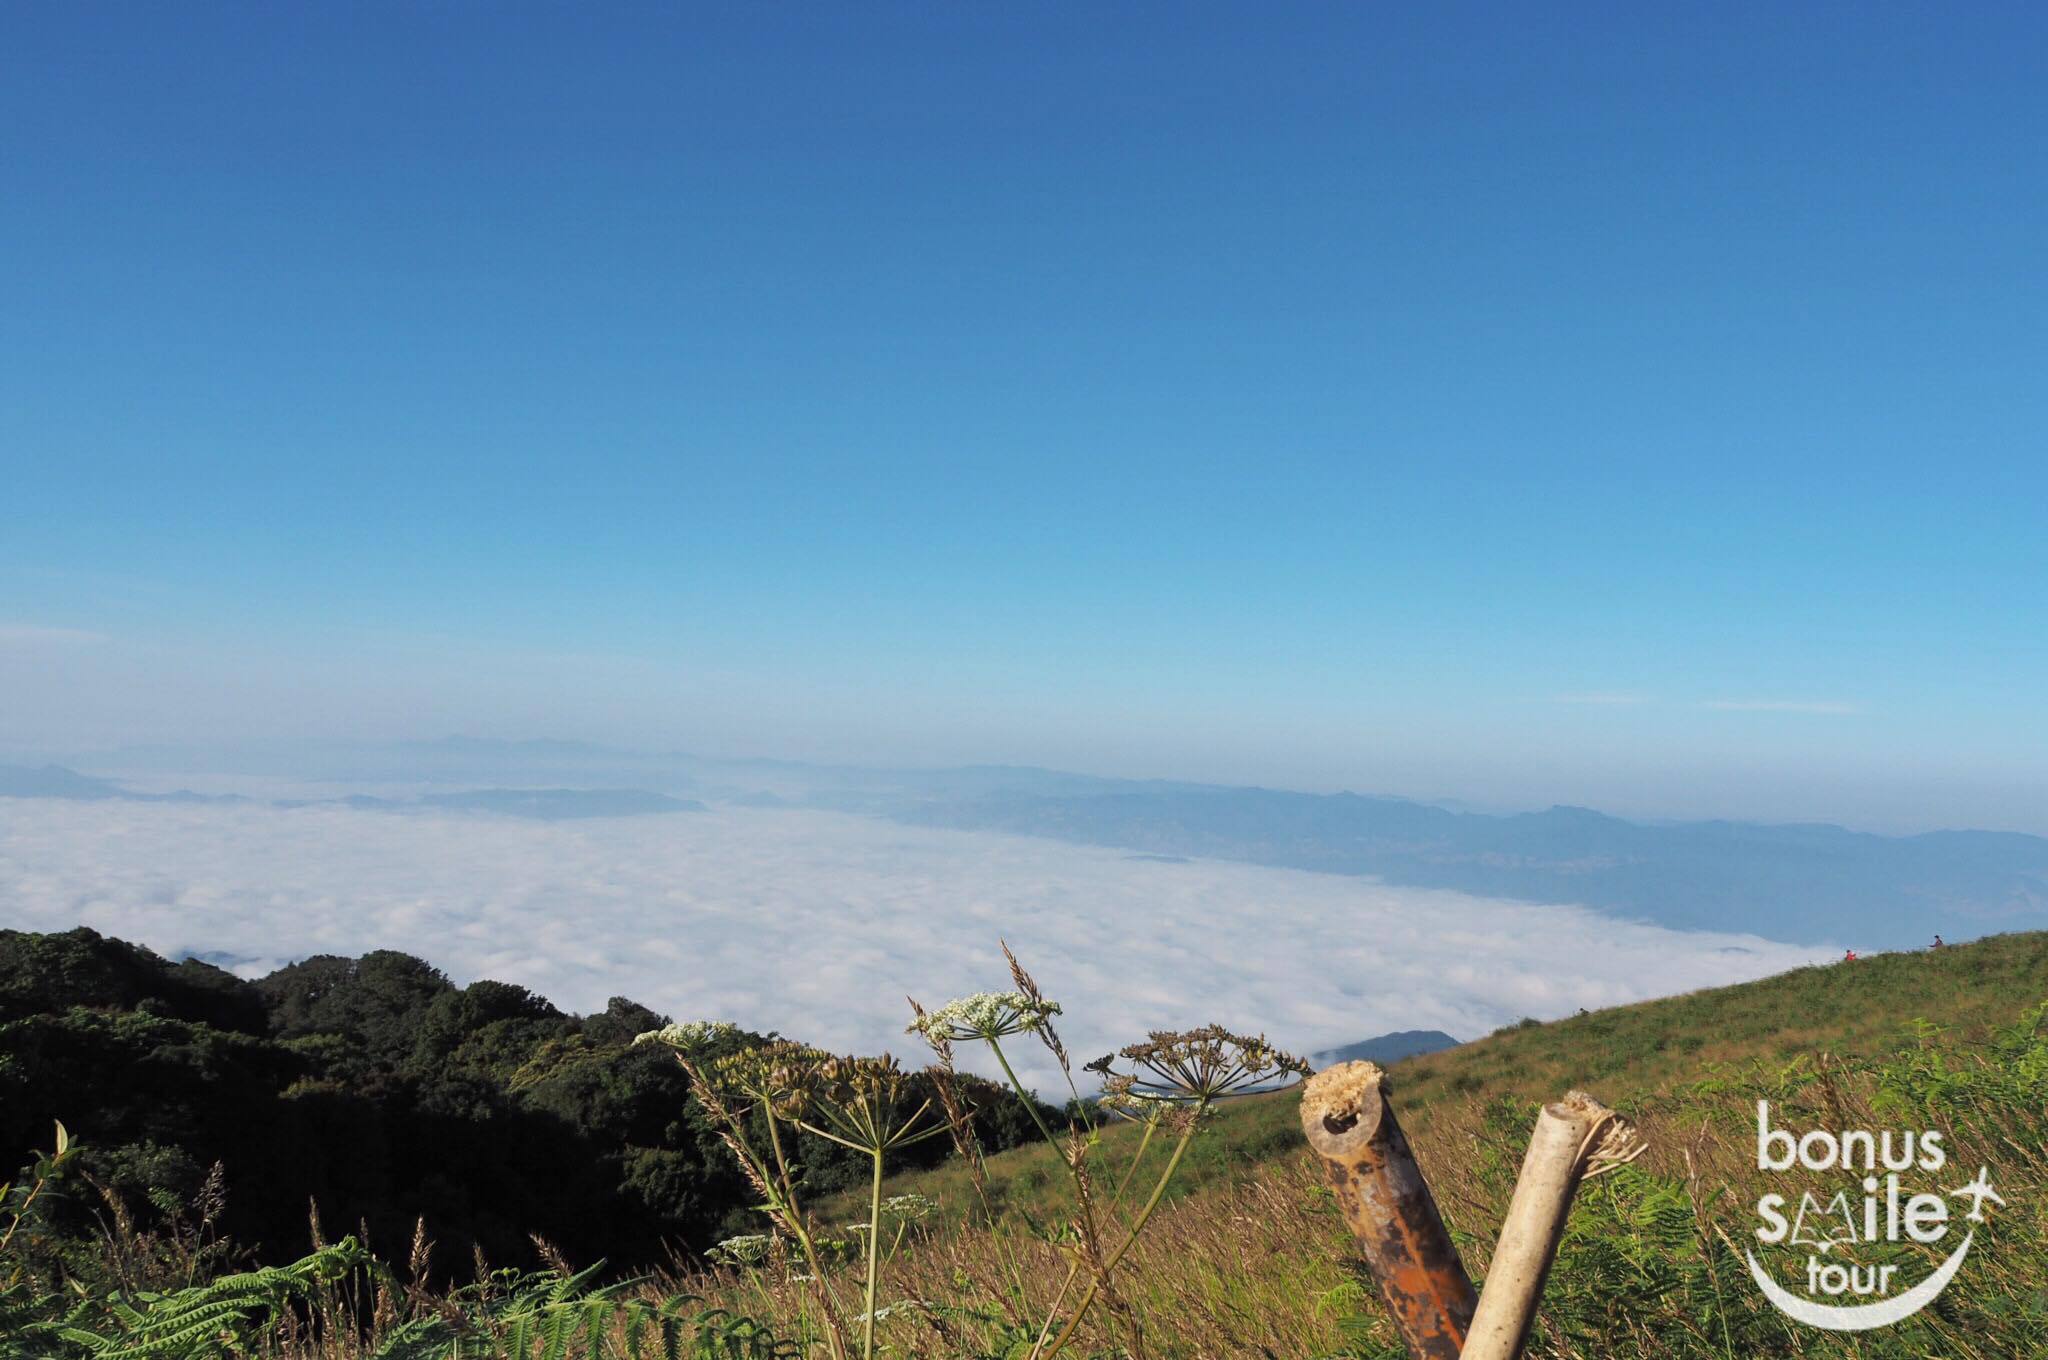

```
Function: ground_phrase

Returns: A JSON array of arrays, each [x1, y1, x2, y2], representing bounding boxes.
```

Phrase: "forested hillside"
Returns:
[[0, 928, 1051, 1274]]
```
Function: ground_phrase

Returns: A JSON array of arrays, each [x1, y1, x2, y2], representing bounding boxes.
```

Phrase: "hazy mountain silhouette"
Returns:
[[0, 765, 239, 804], [1313, 1029, 1461, 1065], [903, 788, 2048, 948], [20, 743, 2048, 949], [0, 764, 124, 799]]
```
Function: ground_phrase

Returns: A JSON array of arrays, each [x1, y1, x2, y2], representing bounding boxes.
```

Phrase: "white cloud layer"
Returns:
[[0, 801, 1826, 1091]]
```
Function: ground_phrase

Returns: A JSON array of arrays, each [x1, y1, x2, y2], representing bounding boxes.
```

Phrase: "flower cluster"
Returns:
[[906, 991, 1064, 1045], [1089, 1025, 1310, 1106], [879, 1192, 937, 1223], [632, 1019, 741, 1055], [1096, 1086, 1178, 1123], [708, 1233, 774, 1267], [817, 1054, 914, 1115], [802, 1054, 948, 1155], [707, 1040, 832, 1118]]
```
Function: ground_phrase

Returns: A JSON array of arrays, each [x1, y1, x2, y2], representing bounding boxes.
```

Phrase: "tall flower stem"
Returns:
[[987, 1029, 1108, 1348], [1028, 1259, 1085, 1358], [763, 1113, 847, 1360], [986, 1036, 1060, 1150], [1035, 1113, 1201, 1359], [1108, 1119, 1158, 1212], [861, 1148, 885, 1360]]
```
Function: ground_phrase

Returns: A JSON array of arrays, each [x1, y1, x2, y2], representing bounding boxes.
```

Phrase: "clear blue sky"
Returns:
[[3, 3, 2044, 830]]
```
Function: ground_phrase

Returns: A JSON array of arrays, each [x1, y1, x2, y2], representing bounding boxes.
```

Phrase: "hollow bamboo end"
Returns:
[[1541, 1088, 1610, 1126], [1462, 1087, 1642, 1360], [1299, 1060, 1390, 1157]]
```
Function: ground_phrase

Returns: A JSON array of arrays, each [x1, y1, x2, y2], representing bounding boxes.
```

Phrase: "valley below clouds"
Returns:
[[0, 799, 1823, 1088]]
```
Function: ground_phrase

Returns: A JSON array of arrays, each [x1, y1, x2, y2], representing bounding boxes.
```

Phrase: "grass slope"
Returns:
[[24, 933, 2042, 1357], [719, 931, 2048, 1357], [840, 931, 2048, 1226]]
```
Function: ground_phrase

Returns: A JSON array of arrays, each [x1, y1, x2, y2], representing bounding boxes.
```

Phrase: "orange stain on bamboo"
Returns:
[[1299, 1061, 1476, 1360]]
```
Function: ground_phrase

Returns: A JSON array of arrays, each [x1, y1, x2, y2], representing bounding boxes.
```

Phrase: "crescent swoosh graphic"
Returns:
[[1745, 1232, 1974, 1332]]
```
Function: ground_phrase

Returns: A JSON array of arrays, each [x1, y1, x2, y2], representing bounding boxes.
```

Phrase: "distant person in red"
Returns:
[[1843, 949, 1858, 962], [1932, 935, 1945, 949]]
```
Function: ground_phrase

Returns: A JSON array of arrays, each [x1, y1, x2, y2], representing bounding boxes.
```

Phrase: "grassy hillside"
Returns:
[[826, 930, 2048, 1227], [9, 931, 2044, 1357], [735, 932, 2048, 1359]]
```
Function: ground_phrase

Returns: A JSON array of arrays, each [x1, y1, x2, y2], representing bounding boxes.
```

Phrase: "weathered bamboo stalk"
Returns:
[[1460, 1089, 1644, 1360], [1299, 1062, 1476, 1360]]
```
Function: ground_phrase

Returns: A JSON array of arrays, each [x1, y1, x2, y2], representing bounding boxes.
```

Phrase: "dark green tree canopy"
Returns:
[[258, 949, 457, 1064], [0, 929, 1057, 1278], [0, 928, 266, 1035]]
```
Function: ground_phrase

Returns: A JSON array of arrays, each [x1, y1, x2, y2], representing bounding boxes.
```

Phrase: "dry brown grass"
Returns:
[[663, 1047, 2046, 1358], [660, 938, 2048, 1358], [82, 934, 2044, 1359]]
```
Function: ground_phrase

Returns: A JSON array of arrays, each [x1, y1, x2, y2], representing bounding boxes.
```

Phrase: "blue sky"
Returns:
[[3, 3, 2044, 830]]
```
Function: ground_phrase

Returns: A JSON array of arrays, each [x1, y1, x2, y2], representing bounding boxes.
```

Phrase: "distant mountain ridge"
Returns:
[[0, 764, 122, 799], [0, 764, 244, 805], [1312, 1029, 1461, 1067], [11, 742, 2048, 948], [901, 788, 2048, 948]]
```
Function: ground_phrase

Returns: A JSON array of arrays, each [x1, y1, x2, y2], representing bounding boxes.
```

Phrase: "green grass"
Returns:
[[18, 931, 2048, 1357], [1396, 929, 2048, 1103], [748, 931, 2048, 1358], [846, 931, 2048, 1226], [813, 1082, 1306, 1231]]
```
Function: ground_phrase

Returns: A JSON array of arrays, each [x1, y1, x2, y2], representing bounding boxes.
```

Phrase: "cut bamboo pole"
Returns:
[[1460, 1089, 1644, 1360], [1299, 1062, 1476, 1360]]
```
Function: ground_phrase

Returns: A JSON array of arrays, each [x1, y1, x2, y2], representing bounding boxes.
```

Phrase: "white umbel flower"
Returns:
[[633, 1019, 741, 1054], [905, 991, 1062, 1043]]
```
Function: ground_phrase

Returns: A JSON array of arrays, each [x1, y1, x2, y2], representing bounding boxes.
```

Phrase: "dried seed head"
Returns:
[[707, 1040, 830, 1118], [820, 1053, 931, 1115], [1002, 942, 1075, 1070], [803, 1053, 948, 1154], [1094, 1025, 1310, 1105], [196, 1160, 228, 1227], [408, 1216, 432, 1282]]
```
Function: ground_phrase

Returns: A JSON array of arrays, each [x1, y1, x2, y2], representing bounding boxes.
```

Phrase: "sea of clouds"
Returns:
[[0, 799, 1826, 1090]]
